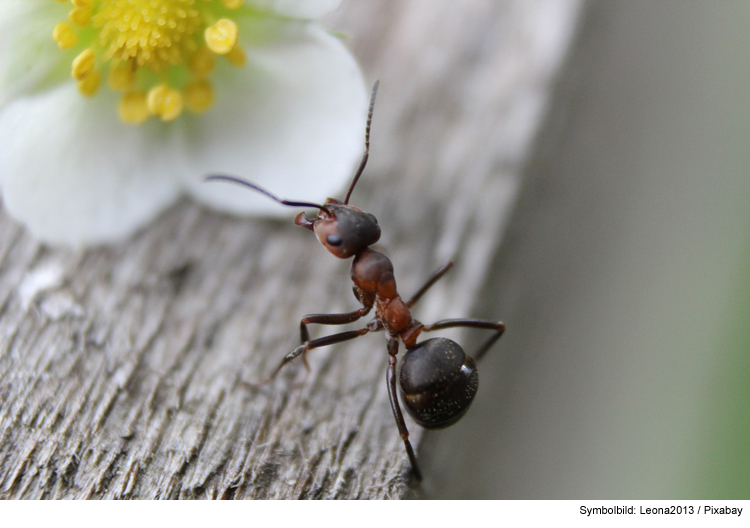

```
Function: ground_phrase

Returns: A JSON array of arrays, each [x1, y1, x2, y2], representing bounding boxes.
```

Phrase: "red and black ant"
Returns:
[[207, 81, 505, 481]]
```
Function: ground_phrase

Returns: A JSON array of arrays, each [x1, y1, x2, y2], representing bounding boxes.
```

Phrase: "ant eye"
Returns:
[[326, 234, 343, 246], [367, 213, 378, 224]]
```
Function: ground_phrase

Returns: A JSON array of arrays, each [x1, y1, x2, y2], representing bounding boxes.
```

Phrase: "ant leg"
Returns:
[[386, 337, 423, 481], [406, 261, 454, 308], [298, 307, 371, 370], [422, 319, 505, 362], [299, 307, 371, 342], [267, 326, 371, 381]]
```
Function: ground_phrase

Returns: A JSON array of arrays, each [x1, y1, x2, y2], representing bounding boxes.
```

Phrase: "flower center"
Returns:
[[52, 0, 247, 124], [95, 0, 202, 70]]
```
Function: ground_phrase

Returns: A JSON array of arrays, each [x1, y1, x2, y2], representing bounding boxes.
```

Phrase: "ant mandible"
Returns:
[[207, 81, 505, 481]]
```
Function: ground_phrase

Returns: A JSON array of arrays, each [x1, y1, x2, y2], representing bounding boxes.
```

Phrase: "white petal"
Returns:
[[253, 0, 343, 19], [183, 20, 367, 217], [0, 0, 67, 107], [0, 86, 184, 246]]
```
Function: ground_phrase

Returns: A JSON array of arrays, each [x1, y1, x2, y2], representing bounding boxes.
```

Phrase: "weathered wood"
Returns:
[[0, 0, 583, 499]]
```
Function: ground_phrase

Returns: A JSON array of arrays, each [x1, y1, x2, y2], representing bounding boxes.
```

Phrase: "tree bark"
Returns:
[[0, 0, 583, 499]]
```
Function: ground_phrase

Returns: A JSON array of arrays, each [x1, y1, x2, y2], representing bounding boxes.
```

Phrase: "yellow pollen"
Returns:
[[148, 84, 184, 121], [53, 0, 247, 123], [78, 69, 102, 97], [119, 91, 151, 124], [71, 49, 96, 80], [184, 80, 215, 114], [108, 62, 136, 91], [205, 19, 238, 55], [69, 6, 92, 28], [188, 46, 216, 79], [53, 22, 78, 50], [93, 0, 202, 71], [225, 44, 247, 68]]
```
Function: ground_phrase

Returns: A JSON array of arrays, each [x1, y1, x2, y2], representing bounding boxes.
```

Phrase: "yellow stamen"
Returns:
[[205, 19, 238, 55], [147, 84, 184, 121], [94, 0, 202, 71], [53, 22, 78, 50], [69, 6, 92, 28], [119, 91, 150, 124], [108, 62, 136, 91], [71, 49, 96, 81], [188, 46, 216, 79], [184, 80, 215, 114], [225, 45, 247, 68], [53, 0, 247, 123], [77, 69, 102, 97]]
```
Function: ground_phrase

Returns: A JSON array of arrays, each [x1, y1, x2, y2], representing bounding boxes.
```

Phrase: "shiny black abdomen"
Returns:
[[399, 338, 478, 429]]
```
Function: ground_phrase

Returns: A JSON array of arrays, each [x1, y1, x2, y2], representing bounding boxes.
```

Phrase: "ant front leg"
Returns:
[[422, 318, 506, 361], [386, 337, 423, 481], [267, 326, 372, 382], [299, 307, 371, 344], [297, 307, 371, 370]]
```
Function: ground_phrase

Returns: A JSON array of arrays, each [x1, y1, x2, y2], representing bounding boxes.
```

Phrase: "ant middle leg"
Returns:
[[406, 261, 454, 308], [422, 318, 506, 361]]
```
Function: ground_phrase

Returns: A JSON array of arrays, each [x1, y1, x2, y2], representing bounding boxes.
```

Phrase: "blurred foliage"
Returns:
[[689, 232, 750, 499]]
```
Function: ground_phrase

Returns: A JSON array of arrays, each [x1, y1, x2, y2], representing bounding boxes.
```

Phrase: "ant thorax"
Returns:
[[351, 249, 414, 336]]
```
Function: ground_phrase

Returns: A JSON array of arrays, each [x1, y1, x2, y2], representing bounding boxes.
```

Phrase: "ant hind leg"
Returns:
[[385, 337, 423, 481], [421, 318, 505, 361]]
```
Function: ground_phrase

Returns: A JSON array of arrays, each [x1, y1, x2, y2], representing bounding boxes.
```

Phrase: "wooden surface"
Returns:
[[0, 0, 583, 499]]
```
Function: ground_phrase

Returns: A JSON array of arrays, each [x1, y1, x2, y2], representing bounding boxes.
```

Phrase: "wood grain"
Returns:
[[0, 0, 583, 499]]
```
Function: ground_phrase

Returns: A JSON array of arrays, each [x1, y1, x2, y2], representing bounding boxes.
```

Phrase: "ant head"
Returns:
[[295, 198, 381, 259]]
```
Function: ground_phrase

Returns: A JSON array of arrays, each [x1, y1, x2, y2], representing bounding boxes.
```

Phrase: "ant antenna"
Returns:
[[205, 175, 330, 213], [344, 80, 380, 205]]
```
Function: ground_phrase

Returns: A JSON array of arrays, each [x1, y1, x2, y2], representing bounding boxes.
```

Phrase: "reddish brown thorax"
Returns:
[[351, 249, 422, 345]]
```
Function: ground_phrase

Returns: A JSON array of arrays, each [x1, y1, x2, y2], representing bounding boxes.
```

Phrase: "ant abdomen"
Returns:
[[399, 338, 479, 430]]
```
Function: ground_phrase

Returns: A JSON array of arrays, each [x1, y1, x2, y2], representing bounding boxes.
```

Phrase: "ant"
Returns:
[[207, 81, 505, 481]]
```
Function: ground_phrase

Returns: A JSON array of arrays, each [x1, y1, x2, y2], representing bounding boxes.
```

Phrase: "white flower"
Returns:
[[0, 0, 366, 246]]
